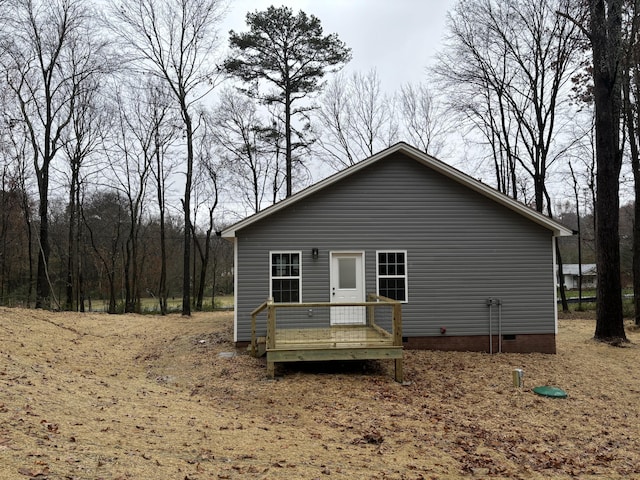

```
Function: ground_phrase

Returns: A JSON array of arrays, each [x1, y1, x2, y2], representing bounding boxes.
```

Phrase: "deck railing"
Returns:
[[250, 294, 402, 355]]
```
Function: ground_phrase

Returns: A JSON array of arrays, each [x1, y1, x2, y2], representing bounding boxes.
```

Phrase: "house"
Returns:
[[559, 264, 597, 290], [222, 143, 573, 358]]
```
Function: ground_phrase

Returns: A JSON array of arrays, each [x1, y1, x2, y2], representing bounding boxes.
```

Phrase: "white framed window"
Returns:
[[376, 251, 408, 302], [270, 251, 301, 303]]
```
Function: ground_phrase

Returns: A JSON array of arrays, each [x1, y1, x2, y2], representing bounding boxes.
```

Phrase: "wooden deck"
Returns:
[[251, 295, 404, 382]]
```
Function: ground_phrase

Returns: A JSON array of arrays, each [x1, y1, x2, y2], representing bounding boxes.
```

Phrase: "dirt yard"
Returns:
[[1, 307, 640, 479]]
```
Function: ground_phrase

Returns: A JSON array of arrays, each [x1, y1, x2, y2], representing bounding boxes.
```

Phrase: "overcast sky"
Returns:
[[222, 0, 458, 93]]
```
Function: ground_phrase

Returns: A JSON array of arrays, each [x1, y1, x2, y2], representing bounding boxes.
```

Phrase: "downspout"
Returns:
[[552, 236, 559, 335], [498, 298, 502, 353], [487, 298, 493, 354], [486, 297, 503, 354], [232, 237, 238, 343]]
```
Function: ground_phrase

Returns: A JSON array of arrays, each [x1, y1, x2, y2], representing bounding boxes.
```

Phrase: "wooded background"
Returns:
[[0, 0, 635, 337]]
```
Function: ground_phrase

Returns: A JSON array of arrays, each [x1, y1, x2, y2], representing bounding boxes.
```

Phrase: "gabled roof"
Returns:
[[222, 142, 573, 238]]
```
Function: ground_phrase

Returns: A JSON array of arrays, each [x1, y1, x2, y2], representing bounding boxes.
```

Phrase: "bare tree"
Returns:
[[145, 82, 179, 315], [108, 0, 226, 316], [2, 0, 106, 309], [82, 190, 126, 314], [0, 102, 35, 306], [315, 70, 397, 170], [397, 82, 449, 157], [436, 0, 582, 210], [314, 73, 357, 168], [191, 114, 219, 310], [0, 154, 30, 305], [436, 0, 583, 313], [62, 76, 107, 311], [349, 70, 397, 158], [568, 161, 585, 308], [436, 0, 520, 197], [105, 86, 153, 313], [210, 89, 273, 214]]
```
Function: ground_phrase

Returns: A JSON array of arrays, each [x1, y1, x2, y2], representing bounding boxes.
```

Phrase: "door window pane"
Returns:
[[338, 257, 356, 289]]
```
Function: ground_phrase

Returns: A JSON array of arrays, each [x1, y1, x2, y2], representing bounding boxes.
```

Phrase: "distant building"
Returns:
[[559, 264, 597, 289]]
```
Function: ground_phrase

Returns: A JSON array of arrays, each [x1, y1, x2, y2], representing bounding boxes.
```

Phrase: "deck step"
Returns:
[[248, 337, 267, 357]]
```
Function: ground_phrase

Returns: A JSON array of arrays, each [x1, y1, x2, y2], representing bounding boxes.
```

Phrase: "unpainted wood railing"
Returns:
[[250, 294, 402, 356]]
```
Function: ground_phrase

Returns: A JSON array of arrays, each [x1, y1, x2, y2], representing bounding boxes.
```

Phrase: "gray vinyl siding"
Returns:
[[234, 152, 556, 342]]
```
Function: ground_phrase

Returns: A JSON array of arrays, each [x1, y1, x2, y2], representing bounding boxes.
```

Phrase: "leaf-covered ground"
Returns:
[[1, 307, 640, 479]]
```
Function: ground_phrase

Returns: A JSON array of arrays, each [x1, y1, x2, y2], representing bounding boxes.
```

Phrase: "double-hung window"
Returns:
[[270, 252, 301, 302], [377, 251, 408, 302]]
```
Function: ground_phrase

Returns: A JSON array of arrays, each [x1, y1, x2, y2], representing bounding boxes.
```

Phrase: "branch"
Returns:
[[556, 10, 591, 41]]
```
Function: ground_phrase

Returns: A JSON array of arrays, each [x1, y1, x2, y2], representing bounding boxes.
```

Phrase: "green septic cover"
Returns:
[[532, 386, 568, 398]]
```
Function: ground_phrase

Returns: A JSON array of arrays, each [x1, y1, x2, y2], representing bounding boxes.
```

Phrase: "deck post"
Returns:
[[266, 298, 275, 349], [392, 302, 402, 346], [250, 312, 257, 357], [266, 298, 276, 378], [393, 301, 404, 382], [394, 358, 404, 383], [249, 300, 269, 358], [367, 294, 375, 327]]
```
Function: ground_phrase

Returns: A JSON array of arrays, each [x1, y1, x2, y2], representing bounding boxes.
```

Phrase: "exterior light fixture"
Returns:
[[312, 248, 319, 260]]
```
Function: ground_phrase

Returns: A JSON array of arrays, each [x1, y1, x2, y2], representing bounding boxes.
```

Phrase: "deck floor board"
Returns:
[[271, 325, 393, 350]]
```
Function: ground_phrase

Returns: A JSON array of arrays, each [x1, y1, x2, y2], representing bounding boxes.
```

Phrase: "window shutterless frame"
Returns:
[[376, 250, 408, 302], [269, 251, 302, 303]]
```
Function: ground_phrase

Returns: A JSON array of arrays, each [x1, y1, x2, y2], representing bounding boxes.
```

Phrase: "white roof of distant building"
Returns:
[[561, 264, 597, 276]]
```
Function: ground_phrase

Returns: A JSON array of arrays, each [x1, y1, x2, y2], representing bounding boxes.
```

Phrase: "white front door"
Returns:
[[330, 252, 365, 325]]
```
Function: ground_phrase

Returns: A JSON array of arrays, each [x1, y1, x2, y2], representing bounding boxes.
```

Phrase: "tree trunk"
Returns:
[[623, 17, 640, 325], [182, 108, 193, 317], [192, 224, 214, 312], [624, 64, 640, 325], [590, 0, 626, 342], [285, 86, 292, 197], [158, 198, 168, 316], [65, 165, 79, 311], [556, 246, 569, 313], [107, 271, 117, 314], [545, 190, 568, 313], [76, 187, 84, 312], [634, 195, 640, 325], [158, 222, 168, 314], [20, 186, 34, 307], [154, 131, 168, 315], [193, 233, 206, 311], [569, 162, 584, 310], [35, 170, 50, 309], [124, 237, 134, 313]]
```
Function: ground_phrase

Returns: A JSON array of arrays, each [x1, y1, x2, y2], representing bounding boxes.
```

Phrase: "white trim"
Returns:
[[221, 143, 574, 238], [376, 250, 409, 303], [552, 237, 558, 335], [232, 238, 238, 343], [269, 250, 303, 303]]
